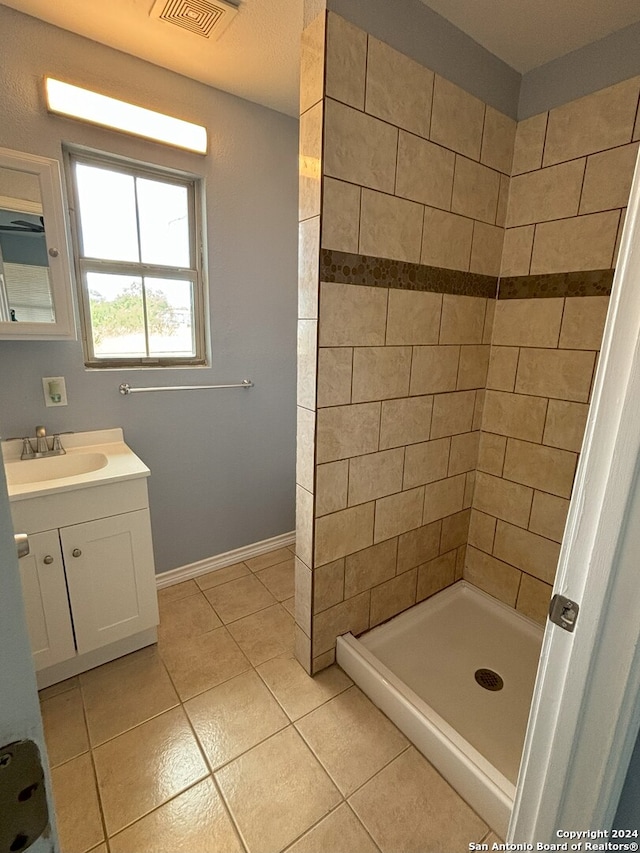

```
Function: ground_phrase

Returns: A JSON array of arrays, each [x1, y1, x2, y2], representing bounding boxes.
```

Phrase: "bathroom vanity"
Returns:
[[2, 429, 159, 688]]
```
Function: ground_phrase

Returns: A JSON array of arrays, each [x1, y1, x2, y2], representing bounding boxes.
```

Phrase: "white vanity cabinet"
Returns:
[[5, 430, 160, 689]]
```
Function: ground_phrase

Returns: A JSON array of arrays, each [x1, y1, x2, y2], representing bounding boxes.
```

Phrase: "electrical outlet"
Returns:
[[42, 376, 67, 407]]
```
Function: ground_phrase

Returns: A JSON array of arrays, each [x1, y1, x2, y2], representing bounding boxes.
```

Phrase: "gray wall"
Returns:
[[0, 5, 298, 574], [614, 722, 640, 828]]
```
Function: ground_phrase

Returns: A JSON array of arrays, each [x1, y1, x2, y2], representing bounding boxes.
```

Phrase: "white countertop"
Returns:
[[2, 428, 150, 501]]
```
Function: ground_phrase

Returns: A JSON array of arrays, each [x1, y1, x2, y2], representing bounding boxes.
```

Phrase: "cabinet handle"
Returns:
[[72, 548, 82, 558], [43, 555, 54, 565]]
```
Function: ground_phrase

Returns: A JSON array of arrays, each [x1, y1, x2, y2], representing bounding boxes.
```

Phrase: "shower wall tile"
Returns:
[[507, 159, 585, 227], [395, 133, 455, 210], [409, 346, 459, 395], [492, 298, 563, 347], [385, 289, 442, 346], [559, 296, 610, 350], [370, 569, 418, 627], [502, 439, 577, 499], [500, 226, 534, 277], [313, 592, 370, 656], [451, 156, 501, 225], [379, 395, 434, 449], [316, 403, 381, 463], [314, 502, 375, 566], [359, 189, 424, 264], [295, 485, 314, 569], [403, 438, 450, 489], [315, 461, 349, 517], [473, 471, 533, 528], [542, 77, 640, 167], [528, 491, 570, 543], [347, 449, 405, 506], [440, 295, 487, 344], [516, 575, 553, 626], [351, 346, 412, 403], [325, 13, 367, 110], [417, 551, 457, 602], [317, 347, 352, 408], [511, 113, 547, 176], [420, 207, 474, 271], [486, 346, 519, 392], [514, 348, 596, 403], [321, 178, 361, 253], [448, 431, 480, 476], [543, 400, 589, 453], [374, 487, 425, 542], [430, 391, 476, 439], [530, 210, 620, 274], [493, 521, 560, 584], [469, 222, 504, 277], [457, 345, 490, 391], [480, 106, 516, 175], [468, 510, 497, 553], [344, 539, 398, 599], [477, 432, 506, 476], [440, 509, 471, 552], [296, 406, 316, 493], [323, 98, 398, 193], [299, 11, 325, 115], [579, 143, 639, 214], [319, 282, 387, 347], [299, 101, 323, 222], [482, 390, 547, 443], [422, 475, 466, 524], [430, 75, 485, 161], [314, 559, 345, 613], [365, 37, 434, 138], [297, 320, 318, 410], [496, 174, 510, 228], [464, 546, 520, 606], [299, 217, 320, 319], [397, 522, 441, 573]]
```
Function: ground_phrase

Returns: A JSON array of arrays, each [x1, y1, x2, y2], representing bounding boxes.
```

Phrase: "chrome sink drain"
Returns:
[[475, 668, 504, 691]]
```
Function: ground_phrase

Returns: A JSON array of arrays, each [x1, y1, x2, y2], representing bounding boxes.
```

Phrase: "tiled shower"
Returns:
[[295, 9, 640, 675]]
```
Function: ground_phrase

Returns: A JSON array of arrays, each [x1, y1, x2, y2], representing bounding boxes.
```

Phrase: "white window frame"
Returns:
[[65, 148, 207, 368]]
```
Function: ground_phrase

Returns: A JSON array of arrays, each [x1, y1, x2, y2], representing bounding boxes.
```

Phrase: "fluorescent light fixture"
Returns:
[[45, 78, 207, 154]]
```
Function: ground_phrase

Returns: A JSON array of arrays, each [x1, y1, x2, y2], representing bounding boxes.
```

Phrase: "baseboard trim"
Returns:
[[155, 530, 296, 589]]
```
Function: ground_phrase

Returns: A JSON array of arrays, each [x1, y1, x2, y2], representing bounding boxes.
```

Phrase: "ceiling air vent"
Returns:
[[150, 0, 239, 39]]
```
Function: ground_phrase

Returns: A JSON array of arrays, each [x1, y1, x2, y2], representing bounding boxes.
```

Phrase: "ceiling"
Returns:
[[2, 0, 640, 118]]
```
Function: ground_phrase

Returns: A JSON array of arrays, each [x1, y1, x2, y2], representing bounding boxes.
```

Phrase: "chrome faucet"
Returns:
[[20, 426, 66, 460]]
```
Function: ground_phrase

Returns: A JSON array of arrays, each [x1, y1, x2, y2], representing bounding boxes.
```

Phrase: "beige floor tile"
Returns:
[[256, 656, 352, 721], [158, 591, 222, 642], [227, 604, 295, 666], [204, 575, 277, 623], [51, 753, 104, 853], [349, 748, 487, 853], [195, 562, 250, 591], [38, 676, 79, 702], [185, 670, 288, 770], [286, 803, 380, 853], [88, 845, 108, 853], [81, 647, 179, 746], [109, 778, 244, 853], [41, 688, 89, 767], [93, 706, 208, 836], [296, 686, 408, 796], [157, 579, 199, 603], [215, 726, 341, 853], [256, 558, 295, 601], [282, 596, 296, 616], [245, 547, 294, 572], [160, 626, 251, 700]]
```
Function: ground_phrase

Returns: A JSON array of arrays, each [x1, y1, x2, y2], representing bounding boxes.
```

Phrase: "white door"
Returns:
[[61, 509, 158, 654], [0, 458, 58, 851], [19, 529, 75, 670], [509, 148, 640, 838]]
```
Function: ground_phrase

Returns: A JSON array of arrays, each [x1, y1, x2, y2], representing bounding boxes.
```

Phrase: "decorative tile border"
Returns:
[[498, 269, 614, 299], [320, 250, 498, 298]]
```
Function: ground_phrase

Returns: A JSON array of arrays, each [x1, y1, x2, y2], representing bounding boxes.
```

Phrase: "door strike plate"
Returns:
[[0, 739, 49, 853], [549, 594, 580, 632]]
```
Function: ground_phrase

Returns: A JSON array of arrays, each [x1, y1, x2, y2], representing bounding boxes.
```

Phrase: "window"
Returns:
[[67, 150, 206, 366]]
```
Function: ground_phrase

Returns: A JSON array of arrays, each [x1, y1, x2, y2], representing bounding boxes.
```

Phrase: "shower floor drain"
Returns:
[[475, 668, 504, 691]]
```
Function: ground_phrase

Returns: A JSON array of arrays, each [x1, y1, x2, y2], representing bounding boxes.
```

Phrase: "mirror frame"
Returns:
[[0, 147, 76, 340]]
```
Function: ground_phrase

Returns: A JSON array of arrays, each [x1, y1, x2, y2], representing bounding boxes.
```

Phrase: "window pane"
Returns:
[[145, 277, 195, 356], [137, 178, 190, 267], [75, 164, 139, 262], [86, 272, 146, 358]]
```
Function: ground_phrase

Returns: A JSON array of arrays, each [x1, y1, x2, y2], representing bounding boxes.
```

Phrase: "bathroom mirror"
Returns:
[[0, 148, 76, 340]]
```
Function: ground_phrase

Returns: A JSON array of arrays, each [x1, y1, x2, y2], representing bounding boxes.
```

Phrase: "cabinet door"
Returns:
[[18, 529, 76, 670], [60, 509, 159, 654]]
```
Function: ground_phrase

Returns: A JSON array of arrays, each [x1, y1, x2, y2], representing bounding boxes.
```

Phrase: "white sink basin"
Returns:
[[5, 452, 108, 486], [1, 429, 150, 500]]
